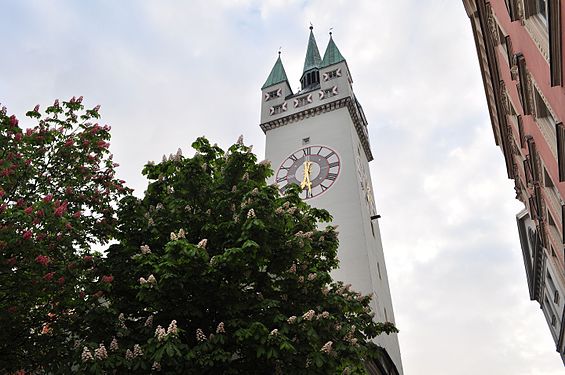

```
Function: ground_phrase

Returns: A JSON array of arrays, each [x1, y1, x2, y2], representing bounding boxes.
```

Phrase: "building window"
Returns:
[[293, 94, 312, 108], [557, 123, 565, 181], [533, 87, 558, 157], [302, 137, 310, 145], [319, 86, 338, 100], [264, 88, 282, 102], [536, 0, 548, 24], [269, 102, 287, 116], [377, 262, 382, 280], [555, 289, 560, 304]]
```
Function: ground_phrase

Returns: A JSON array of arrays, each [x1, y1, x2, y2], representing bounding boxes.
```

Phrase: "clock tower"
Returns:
[[260, 27, 403, 374]]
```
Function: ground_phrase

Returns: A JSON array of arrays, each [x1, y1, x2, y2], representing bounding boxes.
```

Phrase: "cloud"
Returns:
[[1, 0, 563, 373]]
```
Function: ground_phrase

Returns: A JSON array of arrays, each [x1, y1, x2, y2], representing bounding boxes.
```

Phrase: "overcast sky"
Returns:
[[2, 0, 564, 373]]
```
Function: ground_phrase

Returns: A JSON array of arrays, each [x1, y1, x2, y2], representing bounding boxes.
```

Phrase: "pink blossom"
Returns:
[[0, 189, 4, 198], [83, 255, 93, 262], [0, 204, 7, 213], [64, 138, 74, 147], [43, 272, 55, 281], [101, 275, 113, 283], [54, 202, 68, 217], [9, 115, 18, 127], [35, 255, 50, 267], [24, 206, 33, 215], [33, 105, 40, 112], [73, 211, 81, 218], [22, 231, 33, 240], [14, 133, 22, 142], [56, 276, 65, 285], [43, 194, 53, 203]]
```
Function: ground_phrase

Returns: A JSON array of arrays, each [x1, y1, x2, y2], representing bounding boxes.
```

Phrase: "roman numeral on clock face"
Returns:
[[326, 173, 338, 181]]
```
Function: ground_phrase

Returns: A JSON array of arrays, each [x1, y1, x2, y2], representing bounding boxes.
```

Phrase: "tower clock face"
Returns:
[[275, 145, 341, 200]]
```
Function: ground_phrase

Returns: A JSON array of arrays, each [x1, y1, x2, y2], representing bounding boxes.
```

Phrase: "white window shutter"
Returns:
[[319, 90, 325, 99], [269, 107, 275, 115], [307, 94, 312, 103]]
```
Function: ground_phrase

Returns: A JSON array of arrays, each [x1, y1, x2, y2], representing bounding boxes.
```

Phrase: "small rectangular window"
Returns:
[[328, 70, 338, 79], [272, 104, 284, 115], [268, 90, 279, 99]]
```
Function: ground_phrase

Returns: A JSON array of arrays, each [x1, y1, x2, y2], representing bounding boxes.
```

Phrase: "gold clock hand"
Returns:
[[300, 161, 313, 193]]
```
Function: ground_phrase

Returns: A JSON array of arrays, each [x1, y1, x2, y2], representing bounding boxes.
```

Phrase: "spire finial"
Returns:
[[329, 27, 333, 37], [309, 22, 313, 31], [278, 46, 281, 56]]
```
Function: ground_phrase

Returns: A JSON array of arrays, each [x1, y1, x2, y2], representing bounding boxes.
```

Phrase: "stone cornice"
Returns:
[[259, 96, 374, 161]]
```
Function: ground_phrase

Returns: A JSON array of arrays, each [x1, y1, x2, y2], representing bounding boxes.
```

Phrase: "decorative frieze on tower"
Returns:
[[260, 28, 403, 374]]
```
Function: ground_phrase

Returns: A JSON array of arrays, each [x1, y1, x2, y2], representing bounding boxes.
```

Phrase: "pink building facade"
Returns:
[[463, 0, 565, 363]]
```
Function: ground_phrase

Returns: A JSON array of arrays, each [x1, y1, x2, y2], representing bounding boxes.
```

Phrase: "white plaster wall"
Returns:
[[264, 105, 403, 373]]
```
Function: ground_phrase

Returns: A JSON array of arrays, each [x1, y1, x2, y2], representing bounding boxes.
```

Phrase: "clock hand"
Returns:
[[300, 161, 313, 193]]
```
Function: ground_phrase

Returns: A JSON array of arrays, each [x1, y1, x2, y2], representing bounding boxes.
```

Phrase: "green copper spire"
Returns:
[[302, 26, 322, 73], [262, 53, 289, 90], [321, 33, 345, 67]]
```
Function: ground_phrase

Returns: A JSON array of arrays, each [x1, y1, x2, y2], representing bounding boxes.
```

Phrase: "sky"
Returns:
[[1, 0, 564, 373]]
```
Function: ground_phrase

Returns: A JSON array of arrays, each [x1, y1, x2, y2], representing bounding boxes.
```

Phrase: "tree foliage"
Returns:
[[1, 100, 397, 374], [82, 137, 397, 374], [0, 99, 129, 373]]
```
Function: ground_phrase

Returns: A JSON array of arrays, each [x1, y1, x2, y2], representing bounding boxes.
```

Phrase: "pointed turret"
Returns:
[[300, 26, 322, 90], [321, 32, 345, 67], [303, 27, 322, 73], [262, 53, 289, 90]]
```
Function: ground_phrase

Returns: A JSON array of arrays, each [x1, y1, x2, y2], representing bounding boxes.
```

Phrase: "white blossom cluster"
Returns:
[[139, 274, 157, 285], [320, 341, 333, 354], [289, 264, 297, 273], [170, 228, 186, 241], [145, 315, 154, 327], [269, 329, 278, 336], [294, 231, 313, 239], [247, 209, 256, 219], [110, 337, 119, 351], [155, 325, 167, 342], [197, 239, 207, 249], [302, 310, 315, 321], [94, 344, 108, 360], [196, 328, 207, 342], [140, 244, 151, 254], [133, 344, 143, 357], [287, 316, 297, 324], [216, 322, 225, 334], [81, 347, 93, 362], [152, 361, 162, 371]]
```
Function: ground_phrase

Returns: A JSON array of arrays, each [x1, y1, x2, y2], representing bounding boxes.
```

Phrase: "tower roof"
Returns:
[[262, 54, 289, 90], [302, 27, 322, 73], [321, 33, 345, 67]]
